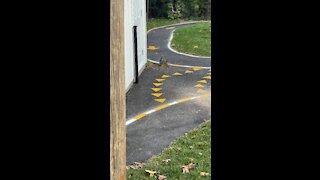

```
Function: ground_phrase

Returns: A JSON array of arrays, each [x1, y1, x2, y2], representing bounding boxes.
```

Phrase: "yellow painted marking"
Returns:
[[176, 98, 192, 103], [151, 88, 162, 92], [161, 75, 171, 78], [153, 83, 163, 87], [207, 72, 211, 75], [154, 104, 170, 111], [134, 113, 146, 120], [154, 98, 166, 103], [194, 84, 204, 88], [203, 76, 211, 79], [197, 89, 207, 94], [172, 72, 182, 76], [192, 66, 202, 71], [198, 80, 207, 84], [208, 70, 211, 72], [156, 78, 165, 82], [152, 93, 163, 97], [147, 46, 158, 50], [185, 70, 193, 74]]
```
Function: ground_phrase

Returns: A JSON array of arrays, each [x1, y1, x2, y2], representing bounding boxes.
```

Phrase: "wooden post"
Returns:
[[110, 0, 126, 179]]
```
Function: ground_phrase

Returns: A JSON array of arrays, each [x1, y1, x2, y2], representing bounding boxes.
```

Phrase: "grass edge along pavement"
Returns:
[[147, 18, 207, 31], [171, 22, 211, 57], [127, 120, 211, 179]]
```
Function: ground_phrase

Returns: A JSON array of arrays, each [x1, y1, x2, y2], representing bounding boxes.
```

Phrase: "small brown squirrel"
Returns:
[[147, 56, 170, 73], [159, 56, 170, 68]]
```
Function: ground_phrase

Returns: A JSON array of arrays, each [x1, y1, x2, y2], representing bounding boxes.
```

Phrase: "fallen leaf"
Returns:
[[145, 170, 157, 177], [199, 152, 203, 156], [162, 159, 171, 164], [134, 162, 145, 168], [181, 163, 196, 174], [200, 172, 210, 176], [158, 175, 167, 180]]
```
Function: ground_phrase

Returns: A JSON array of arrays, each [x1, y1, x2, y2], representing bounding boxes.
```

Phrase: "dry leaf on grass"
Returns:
[[158, 175, 167, 180], [129, 162, 145, 169], [200, 172, 210, 176], [162, 159, 171, 164], [181, 163, 196, 174], [145, 170, 157, 177], [134, 162, 145, 168]]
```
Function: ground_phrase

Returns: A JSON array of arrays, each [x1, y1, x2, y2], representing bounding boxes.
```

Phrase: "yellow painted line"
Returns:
[[154, 104, 170, 111], [203, 76, 211, 79], [134, 113, 147, 120], [153, 83, 163, 87], [156, 79, 165, 82], [126, 96, 202, 126], [151, 88, 162, 92], [152, 93, 163, 97], [192, 66, 202, 71], [147, 46, 158, 50], [161, 75, 171, 78], [194, 84, 204, 88], [198, 80, 207, 84], [147, 59, 211, 69], [176, 97, 193, 103], [172, 72, 183, 76], [185, 70, 193, 74]]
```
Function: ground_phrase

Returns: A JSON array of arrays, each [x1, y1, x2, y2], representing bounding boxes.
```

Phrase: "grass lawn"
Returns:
[[147, 18, 184, 31], [127, 120, 211, 179], [171, 22, 211, 57], [147, 18, 205, 31]]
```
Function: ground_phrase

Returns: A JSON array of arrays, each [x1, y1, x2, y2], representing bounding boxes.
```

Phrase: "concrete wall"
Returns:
[[124, 0, 147, 91]]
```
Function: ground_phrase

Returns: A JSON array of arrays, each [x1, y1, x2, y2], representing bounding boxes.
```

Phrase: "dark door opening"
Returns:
[[133, 26, 139, 84]]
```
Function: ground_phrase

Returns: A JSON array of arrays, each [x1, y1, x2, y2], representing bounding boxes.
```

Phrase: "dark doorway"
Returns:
[[133, 26, 139, 83]]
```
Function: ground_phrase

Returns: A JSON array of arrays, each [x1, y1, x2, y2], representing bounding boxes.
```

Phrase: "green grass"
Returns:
[[171, 22, 211, 57], [147, 18, 184, 31], [127, 120, 211, 179]]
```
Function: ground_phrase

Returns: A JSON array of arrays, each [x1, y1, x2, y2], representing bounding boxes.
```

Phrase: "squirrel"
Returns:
[[147, 56, 170, 73]]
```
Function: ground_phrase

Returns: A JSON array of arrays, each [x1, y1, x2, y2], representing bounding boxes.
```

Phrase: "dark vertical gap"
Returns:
[[133, 26, 139, 84]]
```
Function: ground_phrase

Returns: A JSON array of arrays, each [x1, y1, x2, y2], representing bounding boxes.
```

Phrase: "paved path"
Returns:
[[126, 22, 211, 165], [147, 22, 211, 67]]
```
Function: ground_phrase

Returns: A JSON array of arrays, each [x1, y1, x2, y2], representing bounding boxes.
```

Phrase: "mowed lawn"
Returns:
[[127, 120, 211, 179], [171, 22, 211, 57]]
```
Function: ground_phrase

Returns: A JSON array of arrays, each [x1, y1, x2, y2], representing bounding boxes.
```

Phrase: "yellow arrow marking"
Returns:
[[153, 83, 163, 87], [197, 89, 207, 94], [185, 70, 193, 74], [161, 75, 171, 78], [151, 88, 162, 92], [192, 66, 202, 71], [152, 93, 163, 97], [198, 80, 207, 84], [194, 84, 204, 88], [203, 76, 211, 79], [156, 79, 165, 82], [147, 46, 158, 50], [172, 72, 182, 76], [154, 98, 166, 103]]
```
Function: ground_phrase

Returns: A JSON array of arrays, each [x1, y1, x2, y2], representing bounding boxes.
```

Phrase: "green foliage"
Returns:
[[147, 0, 211, 20]]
